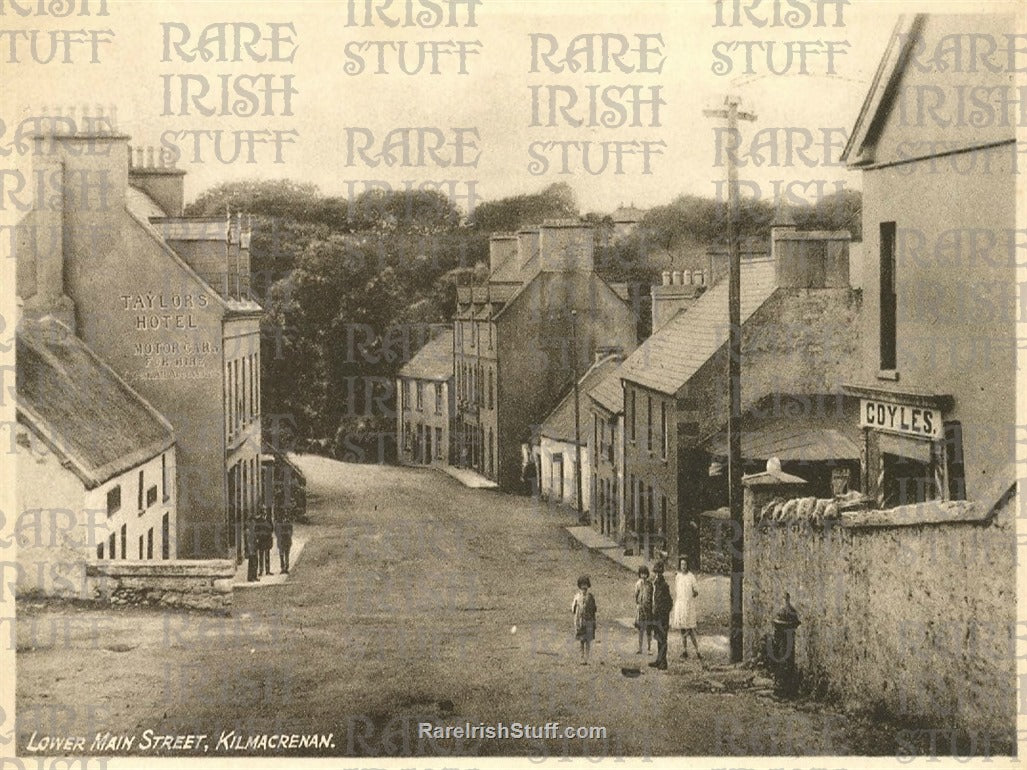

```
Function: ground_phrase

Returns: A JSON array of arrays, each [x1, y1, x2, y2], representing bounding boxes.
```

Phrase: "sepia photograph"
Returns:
[[0, 0, 1023, 764]]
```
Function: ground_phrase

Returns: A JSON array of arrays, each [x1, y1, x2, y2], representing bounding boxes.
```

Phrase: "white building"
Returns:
[[16, 317, 177, 597], [538, 355, 623, 514]]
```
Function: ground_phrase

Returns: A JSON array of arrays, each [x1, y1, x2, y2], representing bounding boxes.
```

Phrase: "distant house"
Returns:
[[588, 365, 627, 540], [611, 204, 645, 239], [16, 317, 177, 597], [452, 220, 637, 490], [617, 222, 861, 564], [397, 328, 454, 468], [537, 354, 624, 513]]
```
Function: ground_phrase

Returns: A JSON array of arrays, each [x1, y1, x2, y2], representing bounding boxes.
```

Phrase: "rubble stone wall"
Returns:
[[85, 560, 235, 613], [744, 484, 1016, 738]]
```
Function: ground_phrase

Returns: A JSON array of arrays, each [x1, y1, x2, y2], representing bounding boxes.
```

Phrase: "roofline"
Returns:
[[24, 317, 176, 435], [841, 14, 924, 166], [125, 205, 231, 312]]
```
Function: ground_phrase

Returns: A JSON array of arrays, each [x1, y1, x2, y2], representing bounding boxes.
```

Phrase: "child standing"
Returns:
[[671, 556, 702, 661], [571, 575, 597, 665], [633, 566, 654, 654]]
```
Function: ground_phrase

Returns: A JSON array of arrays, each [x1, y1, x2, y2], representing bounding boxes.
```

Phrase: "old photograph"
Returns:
[[0, 0, 1023, 764]]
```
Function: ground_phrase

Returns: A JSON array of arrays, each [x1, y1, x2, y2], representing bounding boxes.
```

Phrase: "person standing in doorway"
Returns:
[[571, 575, 597, 665], [275, 516, 294, 574], [649, 562, 672, 670], [671, 555, 702, 661]]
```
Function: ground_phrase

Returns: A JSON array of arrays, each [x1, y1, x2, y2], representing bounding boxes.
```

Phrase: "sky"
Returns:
[[3, 0, 1020, 214]]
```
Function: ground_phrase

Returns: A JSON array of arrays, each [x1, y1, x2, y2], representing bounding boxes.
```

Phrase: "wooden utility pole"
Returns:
[[571, 309, 584, 522], [704, 95, 756, 664]]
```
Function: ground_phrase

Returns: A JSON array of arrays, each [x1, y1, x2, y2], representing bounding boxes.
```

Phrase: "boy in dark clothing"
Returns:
[[255, 516, 274, 576], [649, 562, 673, 670], [275, 518, 294, 573]]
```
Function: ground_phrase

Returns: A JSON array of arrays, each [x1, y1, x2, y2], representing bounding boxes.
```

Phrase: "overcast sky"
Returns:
[[5, 0, 1019, 213]]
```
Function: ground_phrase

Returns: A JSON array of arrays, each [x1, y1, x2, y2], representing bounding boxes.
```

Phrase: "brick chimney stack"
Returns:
[[538, 219, 594, 273]]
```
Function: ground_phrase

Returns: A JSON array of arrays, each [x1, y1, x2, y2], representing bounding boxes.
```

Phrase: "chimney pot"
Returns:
[[661, 271, 671, 286]]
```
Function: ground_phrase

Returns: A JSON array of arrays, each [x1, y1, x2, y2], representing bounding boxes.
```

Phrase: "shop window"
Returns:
[[879, 221, 897, 371], [106, 486, 121, 517], [879, 432, 936, 507]]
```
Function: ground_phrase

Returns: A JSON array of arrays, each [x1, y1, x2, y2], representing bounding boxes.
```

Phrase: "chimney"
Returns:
[[650, 273, 705, 332], [489, 232, 518, 277], [128, 144, 186, 216], [516, 227, 539, 276], [537, 219, 593, 273], [774, 226, 852, 289], [770, 205, 797, 262], [20, 154, 75, 331]]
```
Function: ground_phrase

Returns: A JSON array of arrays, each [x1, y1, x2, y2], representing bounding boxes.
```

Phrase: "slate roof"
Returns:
[[398, 330, 453, 382], [703, 396, 860, 462], [589, 365, 625, 415], [619, 259, 778, 395], [16, 318, 174, 488], [541, 356, 623, 443]]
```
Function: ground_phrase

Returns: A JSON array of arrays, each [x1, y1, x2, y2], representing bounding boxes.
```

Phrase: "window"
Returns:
[[416, 381, 424, 411], [161, 453, 169, 501], [629, 390, 636, 441], [878, 432, 936, 507], [139, 534, 144, 558], [426, 428, 433, 464], [120, 524, 126, 559], [147, 528, 154, 559], [436, 384, 444, 415], [146, 485, 158, 508], [593, 414, 599, 461], [97, 543, 104, 559], [162, 512, 170, 559], [488, 368, 494, 410], [435, 427, 443, 459], [646, 395, 653, 452], [661, 401, 668, 460], [661, 495, 668, 538], [471, 321, 477, 347], [879, 221, 897, 371], [137, 470, 144, 512], [108, 532, 116, 560], [106, 486, 121, 517]]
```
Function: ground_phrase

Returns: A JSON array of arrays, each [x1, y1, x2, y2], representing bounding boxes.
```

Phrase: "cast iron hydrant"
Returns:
[[769, 592, 801, 697]]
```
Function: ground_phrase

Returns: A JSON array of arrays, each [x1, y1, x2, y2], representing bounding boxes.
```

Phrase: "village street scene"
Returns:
[[3, 1, 1022, 763]]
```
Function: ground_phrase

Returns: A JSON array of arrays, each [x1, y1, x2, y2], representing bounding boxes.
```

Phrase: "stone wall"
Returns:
[[698, 508, 732, 575], [743, 478, 1016, 740], [85, 560, 235, 613]]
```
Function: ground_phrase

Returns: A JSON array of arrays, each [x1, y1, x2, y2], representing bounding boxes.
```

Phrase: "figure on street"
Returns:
[[649, 562, 672, 670], [571, 575, 597, 665], [671, 555, 702, 661], [255, 515, 274, 576], [633, 565, 654, 654], [275, 517, 294, 574]]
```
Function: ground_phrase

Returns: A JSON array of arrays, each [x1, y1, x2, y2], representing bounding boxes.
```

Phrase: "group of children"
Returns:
[[571, 557, 702, 667]]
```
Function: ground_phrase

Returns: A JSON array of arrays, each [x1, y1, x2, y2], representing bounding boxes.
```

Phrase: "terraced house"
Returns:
[[616, 219, 862, 565], [397, 328, 454, 467], [452, 220, 636, 490]]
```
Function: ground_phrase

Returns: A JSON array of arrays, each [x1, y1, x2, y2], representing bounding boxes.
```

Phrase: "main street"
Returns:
[[17, 455, 896, 757]]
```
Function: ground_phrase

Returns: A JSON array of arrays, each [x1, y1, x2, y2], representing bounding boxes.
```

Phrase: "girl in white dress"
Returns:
[[670, 556, 701, 660]]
